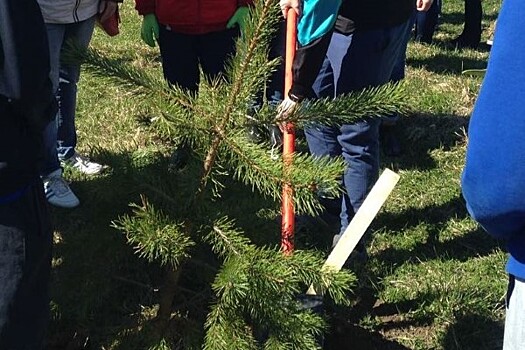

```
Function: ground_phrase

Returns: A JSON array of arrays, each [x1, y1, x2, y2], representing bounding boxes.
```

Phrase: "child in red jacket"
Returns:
[[135, 0, 252, 93]]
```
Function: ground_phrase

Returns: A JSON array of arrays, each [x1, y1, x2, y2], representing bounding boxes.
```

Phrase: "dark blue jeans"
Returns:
[[306, 19, 411, 234], [0, 183, 52, 349], [158, 26, 239, 93], [415, 0, 441, 44]]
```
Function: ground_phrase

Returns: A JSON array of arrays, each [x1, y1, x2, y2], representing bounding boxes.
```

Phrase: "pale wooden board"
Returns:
[[306, 168, 400, 295]]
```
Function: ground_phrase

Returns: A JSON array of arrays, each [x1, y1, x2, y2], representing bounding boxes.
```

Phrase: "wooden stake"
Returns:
[[306, 168, 400, 295]]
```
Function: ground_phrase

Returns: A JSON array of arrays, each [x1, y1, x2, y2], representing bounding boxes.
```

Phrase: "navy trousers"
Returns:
[[306, 19, 411, 234], [158, 26, 239, 93]]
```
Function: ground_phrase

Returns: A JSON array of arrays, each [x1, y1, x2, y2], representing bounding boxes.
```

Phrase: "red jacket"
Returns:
[[135, 0, 253, 35]]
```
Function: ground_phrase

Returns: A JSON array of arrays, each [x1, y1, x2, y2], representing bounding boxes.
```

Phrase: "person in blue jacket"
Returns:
[[462, 0, 525, 347]]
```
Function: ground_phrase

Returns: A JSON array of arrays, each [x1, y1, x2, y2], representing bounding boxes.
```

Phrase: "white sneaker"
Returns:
[[43, 169, 80, 208], [63, 152, 106, 175]]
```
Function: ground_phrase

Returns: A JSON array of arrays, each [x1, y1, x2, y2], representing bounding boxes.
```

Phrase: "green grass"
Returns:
[[47, 0, 506, 349]]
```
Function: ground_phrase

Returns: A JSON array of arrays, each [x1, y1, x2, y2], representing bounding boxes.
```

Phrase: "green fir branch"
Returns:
[[283, 82, 411, 127], [204, 227, 356, 349], [112, 196, 194, 269]]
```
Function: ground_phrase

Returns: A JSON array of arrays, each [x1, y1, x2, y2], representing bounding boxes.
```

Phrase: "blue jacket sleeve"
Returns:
[[461, 0, 525, 240]]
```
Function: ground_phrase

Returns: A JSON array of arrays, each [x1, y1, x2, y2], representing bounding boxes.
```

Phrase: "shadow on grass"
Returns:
[[374, 195, 503, 265], [325, 322, 411, 350], [439, 11, 499, 27], [46, 149, 284, 349], [376, 225, 502, 266], [442, 313, 504, 350], [407, 52, 488, 75], [46, 152, 169, 349], [323, 289, 432, 350], [381, 113, 469, 171]]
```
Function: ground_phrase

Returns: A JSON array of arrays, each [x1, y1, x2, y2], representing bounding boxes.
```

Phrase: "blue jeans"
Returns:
[[504, 275, 525, 350], [41, 16, 96, 176], [306, 20, 411, 233], [0, 183, 52, 349], [384, 15, 414, 125], [158, 26, 239, 93]]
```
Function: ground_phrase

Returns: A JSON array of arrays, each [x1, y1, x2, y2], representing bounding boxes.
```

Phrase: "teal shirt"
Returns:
[[298, 0, 341, 46]]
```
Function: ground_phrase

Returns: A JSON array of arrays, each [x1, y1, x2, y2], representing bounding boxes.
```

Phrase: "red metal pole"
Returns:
[[281, 9, 297, 254]]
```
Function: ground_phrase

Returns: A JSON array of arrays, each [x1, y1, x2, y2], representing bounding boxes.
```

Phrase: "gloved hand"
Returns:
[[280, 0, 302, 18], [141, 13, 159, 47], [276, 96, 299, 132], [276, 97, 298, 120], [226, 6, 249, 34]]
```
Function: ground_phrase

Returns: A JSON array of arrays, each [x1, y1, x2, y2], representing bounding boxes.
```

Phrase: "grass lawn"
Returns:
[[47, 0, 505, 349]]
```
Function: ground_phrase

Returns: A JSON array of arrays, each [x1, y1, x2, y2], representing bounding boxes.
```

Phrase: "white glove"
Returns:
[[280, 0, 302, 18], [276, 97, 298, 120]]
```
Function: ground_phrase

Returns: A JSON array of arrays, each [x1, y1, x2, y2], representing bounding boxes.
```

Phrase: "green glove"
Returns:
[[226, 6, 249, 34], [141, 13, 159, 47]]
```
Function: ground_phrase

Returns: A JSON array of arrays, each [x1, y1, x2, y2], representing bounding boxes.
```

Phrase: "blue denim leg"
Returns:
[[40, 23, 65, 176], [304, 124, 343, 224], [46, 17, 96, 162], [308, 20, 411, 234], [158, 27, 238, 93], [41, 117, 60, 177], [384, 15, 414, 124], [415, 0, 440, 44]]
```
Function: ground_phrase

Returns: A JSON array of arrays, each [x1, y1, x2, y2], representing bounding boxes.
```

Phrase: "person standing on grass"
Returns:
[[462, 0, 525, 348], [36, 0, 120, 208], [135, 0, 252, 167], [0, 0, 55, 347], [277, 0, 415, 262]]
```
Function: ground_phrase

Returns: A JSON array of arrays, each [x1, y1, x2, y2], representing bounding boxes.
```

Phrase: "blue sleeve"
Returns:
[[461, 0, 525, 240], [297, 0, 341, 46]]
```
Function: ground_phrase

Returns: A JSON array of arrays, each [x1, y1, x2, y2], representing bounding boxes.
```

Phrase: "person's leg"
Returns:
[[503, 275, 525, 350], [158, 26, 200, 93], [463, 0, 482, 44], [197, 27, 239, 83], [307, 46, 345, 233], [158, 27, 201, 170], [455, 0, 482, 48], [0, 183, 53, 349], [415, 0, 440, 44], [41, 23, 64, 177], [334, 20, 411, 229], [57, 16, 96, 161], [381, 16, 414, 157], [42, 23, 80, 208], [304, 123, 344, 235]]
